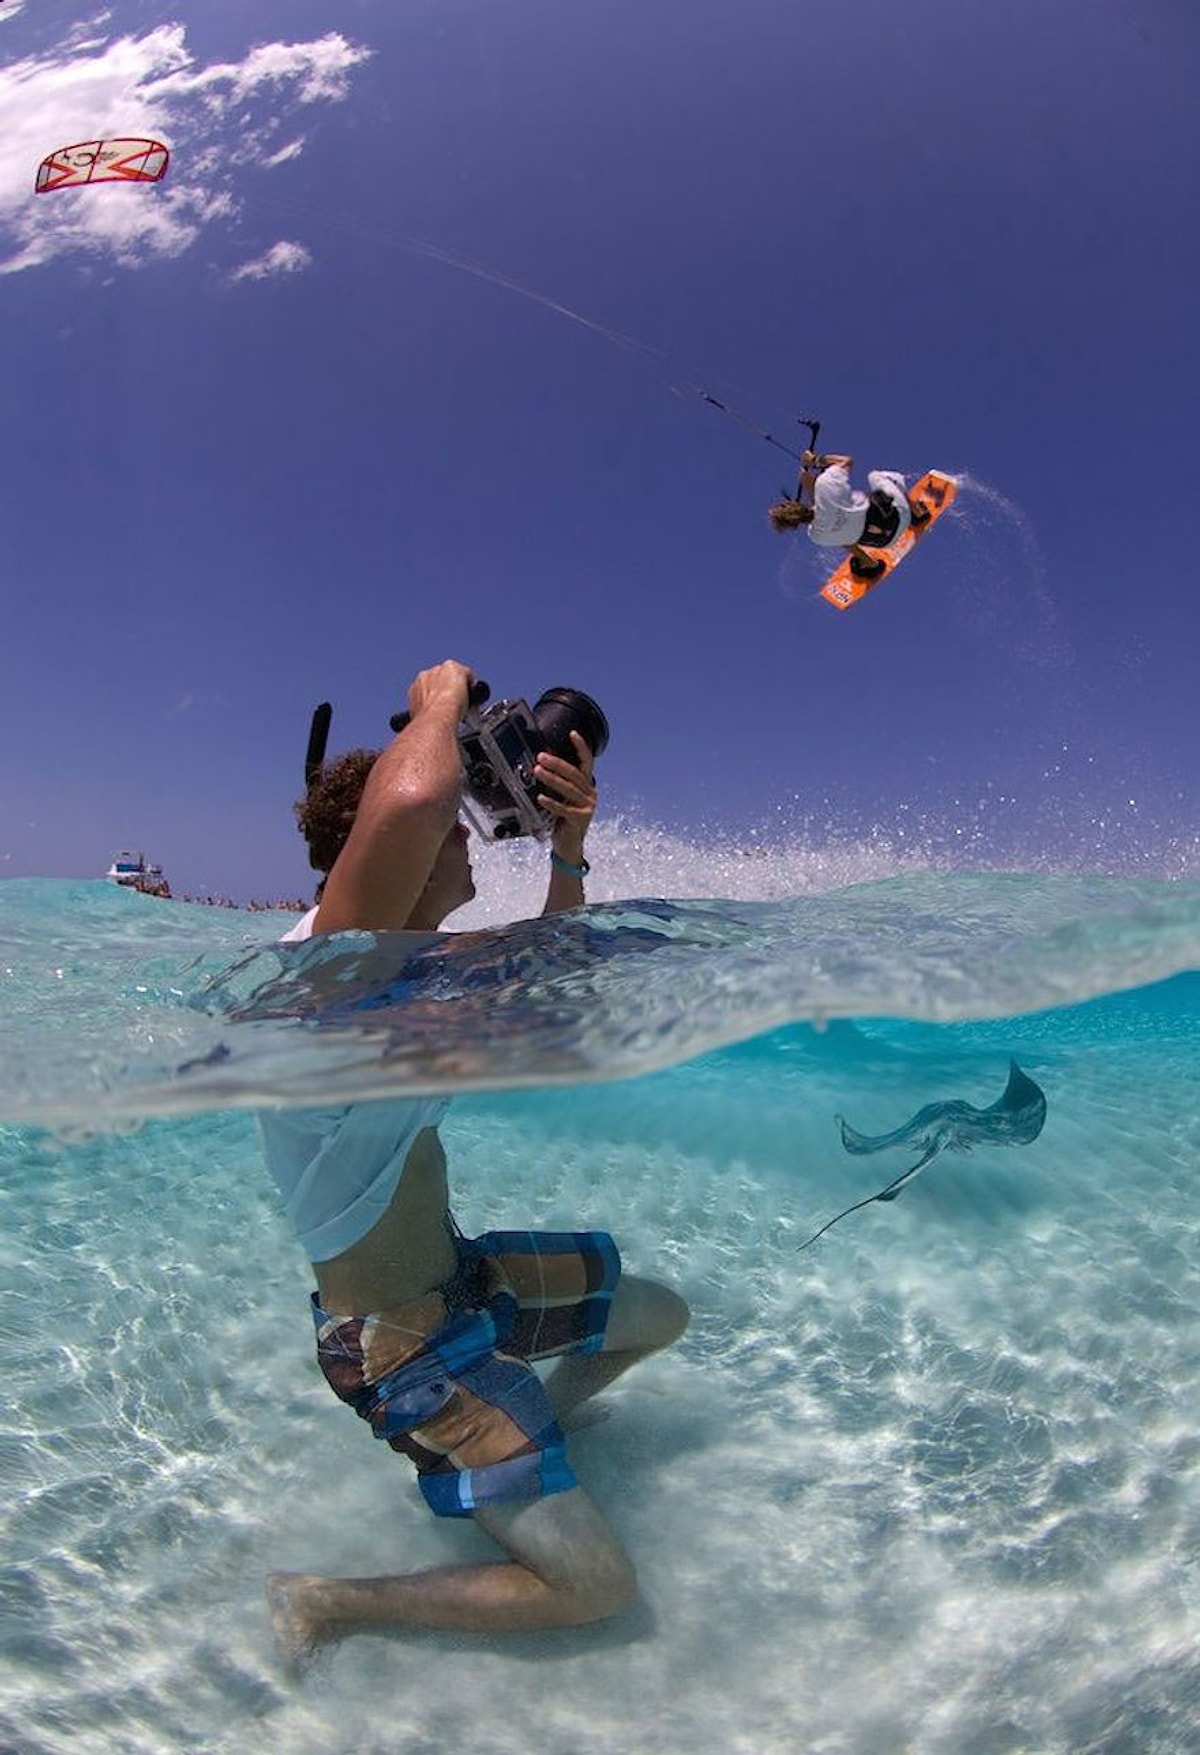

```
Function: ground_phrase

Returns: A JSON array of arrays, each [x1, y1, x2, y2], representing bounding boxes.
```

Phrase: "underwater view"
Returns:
[[4, 838, 1200, 1754], [3, 0, 1197, 1750]]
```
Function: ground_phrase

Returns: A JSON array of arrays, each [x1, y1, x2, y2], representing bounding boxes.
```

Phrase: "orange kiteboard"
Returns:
[[820, 470, 958, 611]]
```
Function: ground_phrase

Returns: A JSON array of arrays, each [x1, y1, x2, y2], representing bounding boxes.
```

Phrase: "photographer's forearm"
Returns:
[[543, 832, 588, 915], [533, 734, 596, 917], [361, 704, 463, 841], [316, 698, 463, 933]]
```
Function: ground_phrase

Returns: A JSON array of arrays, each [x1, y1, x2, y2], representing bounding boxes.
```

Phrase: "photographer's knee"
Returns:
[[650, 1282, 690, 1349], [608, 1275, 690, 1353], [575, 1549, 638, 1622]]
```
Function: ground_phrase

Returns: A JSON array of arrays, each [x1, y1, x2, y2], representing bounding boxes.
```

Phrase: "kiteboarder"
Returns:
[[768, 450, 930, 581]]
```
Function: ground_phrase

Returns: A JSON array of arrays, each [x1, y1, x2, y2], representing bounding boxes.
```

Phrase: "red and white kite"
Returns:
[[35, 138, 170, 195]]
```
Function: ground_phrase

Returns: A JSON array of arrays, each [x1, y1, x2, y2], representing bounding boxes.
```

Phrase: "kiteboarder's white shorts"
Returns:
[[866, 471, 912, 544], [809, 465, 912, 547]]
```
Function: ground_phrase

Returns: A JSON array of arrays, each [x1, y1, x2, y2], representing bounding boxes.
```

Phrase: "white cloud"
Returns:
[[228, 238, 312, 284], [0, 21, 370, 275], [147, 35, 368, 109], [170, 691, 228, 716], [262, 138, 306, 170]]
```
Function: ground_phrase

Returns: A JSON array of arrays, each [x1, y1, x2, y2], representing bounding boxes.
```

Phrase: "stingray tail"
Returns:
[[796, 1142, 942, 1253]]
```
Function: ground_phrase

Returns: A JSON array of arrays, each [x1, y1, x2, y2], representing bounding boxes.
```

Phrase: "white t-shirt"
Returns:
[[257, 905, 450, 1262], [278, 904, 320, 945], [809, 464, 869, 547]]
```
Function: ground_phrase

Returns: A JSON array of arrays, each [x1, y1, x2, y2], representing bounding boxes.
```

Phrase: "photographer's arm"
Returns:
[[536, 731, 598, 917], [314, 661, 473, 935]]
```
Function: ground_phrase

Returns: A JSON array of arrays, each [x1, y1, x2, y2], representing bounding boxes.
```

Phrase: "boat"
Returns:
[[105, 850, 172, 898]]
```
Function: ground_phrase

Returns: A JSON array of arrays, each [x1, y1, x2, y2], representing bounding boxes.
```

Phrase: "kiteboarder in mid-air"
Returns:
[[768, 445, 930, 582]]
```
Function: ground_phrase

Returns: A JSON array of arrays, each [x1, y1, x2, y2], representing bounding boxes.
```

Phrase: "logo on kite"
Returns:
[[35, 139, 170, 195]]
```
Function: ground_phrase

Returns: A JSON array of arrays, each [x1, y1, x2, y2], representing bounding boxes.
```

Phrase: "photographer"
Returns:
[[263, 659, 689, 1664]]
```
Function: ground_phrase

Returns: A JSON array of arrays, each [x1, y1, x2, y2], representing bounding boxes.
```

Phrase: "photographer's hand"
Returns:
[[407, 660, 474, 725], [536, 731, 597, 914]]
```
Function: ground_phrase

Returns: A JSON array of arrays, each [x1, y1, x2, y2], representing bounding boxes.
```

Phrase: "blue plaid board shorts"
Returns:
[[312, 1229, 621, 1517]]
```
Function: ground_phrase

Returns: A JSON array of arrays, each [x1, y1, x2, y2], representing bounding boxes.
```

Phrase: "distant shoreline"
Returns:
[[178, 893, 309, 913], [115, 881, 308, 913]]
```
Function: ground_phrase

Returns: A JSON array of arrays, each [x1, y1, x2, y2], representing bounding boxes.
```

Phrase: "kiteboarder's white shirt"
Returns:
[[257, 905, 450, 1263], [809, 464, 869, 546]]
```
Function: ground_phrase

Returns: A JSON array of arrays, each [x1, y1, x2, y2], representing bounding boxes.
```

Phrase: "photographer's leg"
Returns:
[[267, 1486, 636, 1661], [543, 1274, 689, 1424]]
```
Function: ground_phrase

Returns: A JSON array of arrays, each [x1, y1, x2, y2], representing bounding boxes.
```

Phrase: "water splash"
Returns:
[[949, 471, 1071, 669]]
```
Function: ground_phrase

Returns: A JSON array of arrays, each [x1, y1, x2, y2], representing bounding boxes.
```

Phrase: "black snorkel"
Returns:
[[304, 701, 333, 789]]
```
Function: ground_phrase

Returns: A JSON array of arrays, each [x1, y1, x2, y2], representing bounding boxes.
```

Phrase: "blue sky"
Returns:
[[0, 0, 1196, 898]]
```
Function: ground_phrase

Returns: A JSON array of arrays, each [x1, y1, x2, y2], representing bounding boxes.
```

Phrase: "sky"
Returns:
[[0, 0, 1197, 899]]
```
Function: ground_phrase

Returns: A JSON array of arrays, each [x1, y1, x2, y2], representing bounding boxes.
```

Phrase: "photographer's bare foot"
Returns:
[[267, 1573, 333, 1672]]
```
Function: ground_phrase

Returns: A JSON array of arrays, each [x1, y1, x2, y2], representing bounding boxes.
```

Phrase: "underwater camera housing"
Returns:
[[387, 684, 610, 842], [455, 688, 610, 841]]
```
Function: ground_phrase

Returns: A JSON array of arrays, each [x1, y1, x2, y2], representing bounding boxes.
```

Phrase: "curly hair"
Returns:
[[768, 498, 815, 533], [294, 747, 381, 874]]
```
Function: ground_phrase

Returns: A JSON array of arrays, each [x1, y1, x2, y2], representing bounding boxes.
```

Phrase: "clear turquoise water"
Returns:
[[3, 844, 1200, 1754]]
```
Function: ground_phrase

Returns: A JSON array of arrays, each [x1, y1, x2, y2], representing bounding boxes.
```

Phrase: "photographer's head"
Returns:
[[295, 747, 381, 877], [296, 744, 473, 927]]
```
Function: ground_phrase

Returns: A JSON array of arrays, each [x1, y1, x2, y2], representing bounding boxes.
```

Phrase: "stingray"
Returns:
[[797, 1060, 1046, 1252]]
